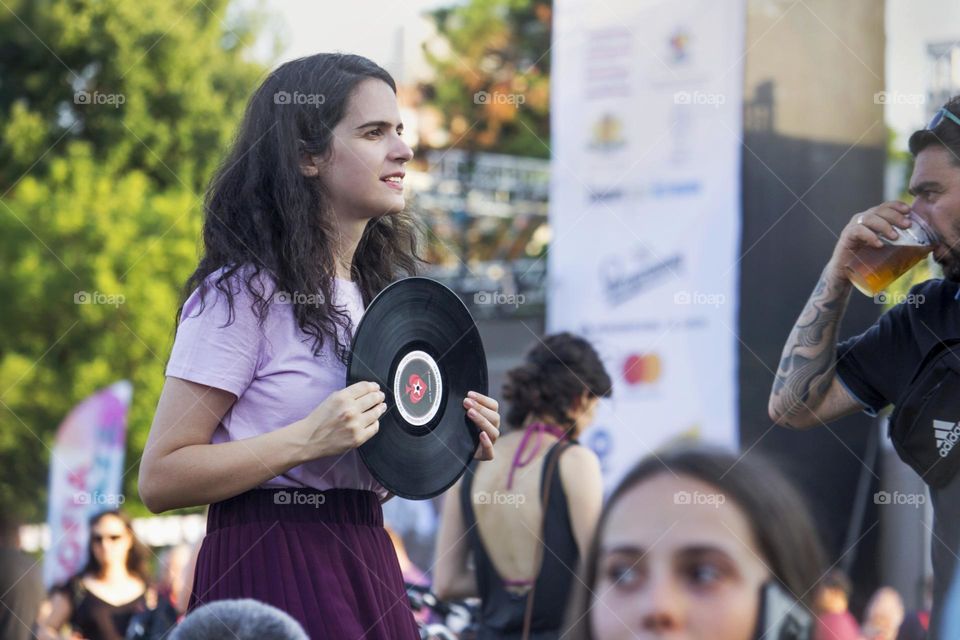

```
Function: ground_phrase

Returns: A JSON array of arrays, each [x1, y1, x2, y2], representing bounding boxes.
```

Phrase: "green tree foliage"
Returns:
[[0, 0, 267, 522], [422, 0, 551, 157]]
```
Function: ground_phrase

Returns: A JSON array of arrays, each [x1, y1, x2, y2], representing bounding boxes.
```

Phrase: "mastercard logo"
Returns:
[[622, 353, 662, 385]]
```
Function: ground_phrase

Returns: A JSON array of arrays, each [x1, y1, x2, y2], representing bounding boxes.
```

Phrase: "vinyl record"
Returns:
[[346, 277, 488, 500]]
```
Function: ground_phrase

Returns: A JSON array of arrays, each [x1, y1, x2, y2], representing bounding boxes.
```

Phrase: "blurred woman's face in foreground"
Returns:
[[591, 473, 771, 640]]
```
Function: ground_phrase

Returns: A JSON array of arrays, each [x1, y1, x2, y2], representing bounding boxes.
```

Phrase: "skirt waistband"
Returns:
[[205, 488, 382, 531]]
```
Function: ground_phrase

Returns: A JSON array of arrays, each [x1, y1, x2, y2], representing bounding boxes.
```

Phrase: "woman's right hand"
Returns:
[[296, 381, 387, 459]]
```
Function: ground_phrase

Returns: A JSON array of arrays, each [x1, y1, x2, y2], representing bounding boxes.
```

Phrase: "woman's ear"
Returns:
[[299, 153, 320, 177], [298, 139, 325, 177]]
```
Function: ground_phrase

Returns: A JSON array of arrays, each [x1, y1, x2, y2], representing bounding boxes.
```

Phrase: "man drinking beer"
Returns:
[[769, 97, 960, 638]]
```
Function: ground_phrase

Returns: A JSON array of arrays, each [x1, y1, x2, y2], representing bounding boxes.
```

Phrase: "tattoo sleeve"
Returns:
[[769, 266, 852, 425]]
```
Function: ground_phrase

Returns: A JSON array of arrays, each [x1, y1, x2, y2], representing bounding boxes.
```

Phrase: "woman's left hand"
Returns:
[[464, 391, 500, 460]]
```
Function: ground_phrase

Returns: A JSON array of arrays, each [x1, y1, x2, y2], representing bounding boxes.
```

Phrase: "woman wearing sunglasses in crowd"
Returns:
[[564, 446, 826, 640], [137, 53, 501, 640], [39, 510, 153, 640]]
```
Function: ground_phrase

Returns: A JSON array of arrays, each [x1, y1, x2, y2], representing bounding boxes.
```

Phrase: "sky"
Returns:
[[254, 0, 454, 82], [887, 0, 960, 150]]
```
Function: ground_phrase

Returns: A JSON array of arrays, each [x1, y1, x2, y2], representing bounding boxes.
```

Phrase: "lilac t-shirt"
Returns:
[[164, 265, 386, 498]]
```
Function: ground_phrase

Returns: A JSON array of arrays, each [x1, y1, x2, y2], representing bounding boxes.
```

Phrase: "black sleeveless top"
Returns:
[[460, 441, 580, 640], [55, 576, 147, 640]]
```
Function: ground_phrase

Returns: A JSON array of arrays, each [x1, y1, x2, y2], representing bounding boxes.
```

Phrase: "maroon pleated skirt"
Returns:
[[187, 488, 419, 639]]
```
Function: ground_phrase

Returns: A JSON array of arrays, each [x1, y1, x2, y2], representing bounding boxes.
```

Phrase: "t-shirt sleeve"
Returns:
[[835, 299, 910, 416], [165, 276, 265, 398]]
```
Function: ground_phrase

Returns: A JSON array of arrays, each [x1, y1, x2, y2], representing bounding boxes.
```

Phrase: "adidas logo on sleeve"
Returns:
[[934, 420, 960, 458]]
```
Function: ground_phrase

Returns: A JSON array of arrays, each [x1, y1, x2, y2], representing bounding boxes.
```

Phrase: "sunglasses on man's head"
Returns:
[[91, 533, 124, 544], [927, 107, 960, 130]]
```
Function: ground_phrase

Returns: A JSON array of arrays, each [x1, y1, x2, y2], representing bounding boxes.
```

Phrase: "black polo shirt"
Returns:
[[835, 276, 960, 637], [836, 278, 960, 415]]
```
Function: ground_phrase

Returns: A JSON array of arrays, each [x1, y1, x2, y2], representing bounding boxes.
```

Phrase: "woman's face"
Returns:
[[321, 78, 414, 222], [90, 514, 132, 571], [590, 473, 771, 640]]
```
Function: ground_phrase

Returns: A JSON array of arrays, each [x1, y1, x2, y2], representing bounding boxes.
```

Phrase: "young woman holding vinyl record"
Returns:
[[138, 53, 501, 640]]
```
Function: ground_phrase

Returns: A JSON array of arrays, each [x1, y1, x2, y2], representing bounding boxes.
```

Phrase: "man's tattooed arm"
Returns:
[[768, 265, 854, 428]]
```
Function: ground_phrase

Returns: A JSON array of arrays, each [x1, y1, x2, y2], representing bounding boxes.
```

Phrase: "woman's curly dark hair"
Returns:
[[176, 53, 423, 365], [501, 332, 612, 430]]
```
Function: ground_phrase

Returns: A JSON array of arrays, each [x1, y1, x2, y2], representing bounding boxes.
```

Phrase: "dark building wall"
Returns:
[[739, 0, 887, 615]]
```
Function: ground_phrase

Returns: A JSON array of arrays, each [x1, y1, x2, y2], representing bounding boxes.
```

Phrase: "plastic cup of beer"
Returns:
[[844, 211, 936, 296]]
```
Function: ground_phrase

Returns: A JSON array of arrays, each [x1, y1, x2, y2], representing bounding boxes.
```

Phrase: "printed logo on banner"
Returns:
[[623, 353, 662, 385], [587, 427, 614, 474], [649, 22, 709, 87], [668, 28, 691, 63], [588, 114, 626, 152], [585, 180, 702, 205], [600, 251, 683, 306]]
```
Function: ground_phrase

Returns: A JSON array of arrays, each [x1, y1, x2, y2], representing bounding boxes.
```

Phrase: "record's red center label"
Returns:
[[394, 350, 442, 426]]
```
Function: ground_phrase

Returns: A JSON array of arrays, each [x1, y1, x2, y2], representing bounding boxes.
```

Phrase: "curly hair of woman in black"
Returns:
[[501, 332, 614, 431]]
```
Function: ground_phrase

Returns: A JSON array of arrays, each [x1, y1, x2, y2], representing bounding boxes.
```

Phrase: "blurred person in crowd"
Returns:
[[897, 576, 932, 640], [138, 53, 501, 640], [386, 526, 431, 625], [156, 544, 191, 613], [862, 587, 905, 640], [0, 514, 45, 640], [171, 541, 201, 617], [814, 569, 861, 640], [564, 446, 826, 640], [39, 510, 152, 640], [123, 544, 192, 639], [769, 95, 960, 638], [170, 598, 308, 640], [435, 332, 612, 639]]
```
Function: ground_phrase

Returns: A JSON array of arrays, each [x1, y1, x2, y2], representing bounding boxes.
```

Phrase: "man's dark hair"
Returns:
[[908, 95, 960, 164]]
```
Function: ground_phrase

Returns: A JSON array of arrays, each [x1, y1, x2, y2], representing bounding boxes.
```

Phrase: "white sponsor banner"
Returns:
[[548, 0, 745, 486], [44, 381, 132, 588]]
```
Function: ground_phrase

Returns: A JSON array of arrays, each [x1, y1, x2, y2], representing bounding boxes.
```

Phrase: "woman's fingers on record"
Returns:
[[358, 388, 386, 411], [476, 432, 495, 460], [348, 380, 381, 398], [463, 398, 501, 433], [467, 403, 500, 456], [466, 390, 499, 414], [358, 393, 387, 427]]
